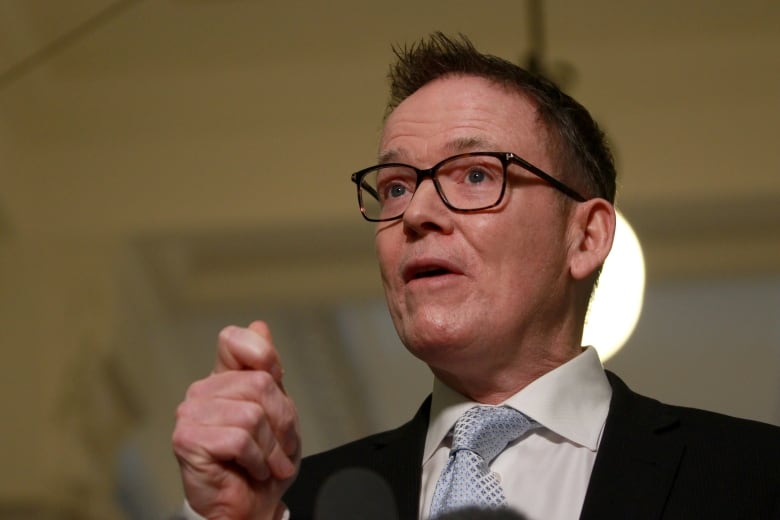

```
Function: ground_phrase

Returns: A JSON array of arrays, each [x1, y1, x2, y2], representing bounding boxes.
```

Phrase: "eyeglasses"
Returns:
[[350, 151, 587, 222]]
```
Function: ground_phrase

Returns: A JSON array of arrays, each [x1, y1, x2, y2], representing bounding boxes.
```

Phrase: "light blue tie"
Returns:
[[429, 405, 539, 518]]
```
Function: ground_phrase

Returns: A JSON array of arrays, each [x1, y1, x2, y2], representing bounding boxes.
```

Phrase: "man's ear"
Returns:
[[568, 198, 616, 281]]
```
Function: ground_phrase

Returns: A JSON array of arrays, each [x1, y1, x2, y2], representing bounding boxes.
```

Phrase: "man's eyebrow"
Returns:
[[377, 136, 501, 165], [445, 136, 498, 153], [378, 149, 402, 164]]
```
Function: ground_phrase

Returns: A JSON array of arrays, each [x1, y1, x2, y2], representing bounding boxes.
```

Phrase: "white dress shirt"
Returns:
[[184, 347, 611, 520], [419, 346, 612, 520]]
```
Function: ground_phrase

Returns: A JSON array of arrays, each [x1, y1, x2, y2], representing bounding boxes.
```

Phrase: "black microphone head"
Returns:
[[435, 506, 528, 520], [314, 467, 399, 520]]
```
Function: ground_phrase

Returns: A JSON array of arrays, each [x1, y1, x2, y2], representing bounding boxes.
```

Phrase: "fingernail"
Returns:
[[271, 363, 284, 382], [283, 431, 298, 457], [278, 455, 296, 479]]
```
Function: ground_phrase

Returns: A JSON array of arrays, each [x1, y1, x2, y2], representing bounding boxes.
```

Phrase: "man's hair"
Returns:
[[386, 32, 616, 203]]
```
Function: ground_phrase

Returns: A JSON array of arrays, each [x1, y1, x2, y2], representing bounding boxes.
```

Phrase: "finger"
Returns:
[[174, 402, 298, 483], [248, 321, 287, 387], [214, 322, 283, 382], [184, 371, 300, 457], [178, 394, 297, 454], [177, 395, 267, 430], [173, 419, 271, 481], [248, 320, 272, 341]]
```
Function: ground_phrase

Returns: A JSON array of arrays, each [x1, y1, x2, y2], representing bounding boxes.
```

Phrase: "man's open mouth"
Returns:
[[412, 267, 451, 279], [402, 260, 462, 283]]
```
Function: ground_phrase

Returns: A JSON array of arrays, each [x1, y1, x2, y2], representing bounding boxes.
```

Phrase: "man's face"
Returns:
[[375, 75, 579, 379]]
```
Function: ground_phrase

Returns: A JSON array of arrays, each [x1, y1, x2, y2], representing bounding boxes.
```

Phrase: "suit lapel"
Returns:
[[579, 371, 684, 520], [372, 395, 431, 519]]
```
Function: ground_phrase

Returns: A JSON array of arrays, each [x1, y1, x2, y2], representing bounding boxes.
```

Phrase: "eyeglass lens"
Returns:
[[360, 154, 505, 220]]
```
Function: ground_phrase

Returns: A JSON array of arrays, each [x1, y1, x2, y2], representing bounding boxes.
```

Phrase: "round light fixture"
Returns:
[[582, 210, 646, 361]]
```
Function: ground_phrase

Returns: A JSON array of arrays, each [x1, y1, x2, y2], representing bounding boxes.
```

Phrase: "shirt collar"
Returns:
[[423, 346, 612, 464]]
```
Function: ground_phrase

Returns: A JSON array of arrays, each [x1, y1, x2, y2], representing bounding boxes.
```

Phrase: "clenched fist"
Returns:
[[172, 321, 301, 520]]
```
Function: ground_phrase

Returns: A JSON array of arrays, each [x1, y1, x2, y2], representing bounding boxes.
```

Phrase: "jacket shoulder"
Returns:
[[606, 370, 780, 445], [584, 371, 780, 519]]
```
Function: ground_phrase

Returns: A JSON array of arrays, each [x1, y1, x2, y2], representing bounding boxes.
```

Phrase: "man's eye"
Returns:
[[377, 179, 411, 200], [466, 169, 487, 184], [388, 184, 408, 198]]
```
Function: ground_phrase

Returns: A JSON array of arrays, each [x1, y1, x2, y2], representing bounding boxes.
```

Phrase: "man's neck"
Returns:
[[430, 345, 586, 404]]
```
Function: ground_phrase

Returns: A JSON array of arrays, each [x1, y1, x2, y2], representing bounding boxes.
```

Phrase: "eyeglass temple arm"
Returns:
[[510, 155, 587, 202], [353, 174, 380, 201]]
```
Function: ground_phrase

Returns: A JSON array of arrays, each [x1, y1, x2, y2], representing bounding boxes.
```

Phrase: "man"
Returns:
[[172, 33, 780, 519]]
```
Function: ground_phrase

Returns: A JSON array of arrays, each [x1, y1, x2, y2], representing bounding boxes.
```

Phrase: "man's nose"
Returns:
[[402, 179, 453, 234]]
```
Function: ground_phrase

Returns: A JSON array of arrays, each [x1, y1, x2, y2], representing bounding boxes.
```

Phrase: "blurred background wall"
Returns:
[[1, 1, 778, 518]]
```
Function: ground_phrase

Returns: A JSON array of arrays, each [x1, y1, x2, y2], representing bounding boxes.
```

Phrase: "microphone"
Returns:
[[435, 506, 528, 519], [314, 467, 399, 520], [312, 467, 527, 520]]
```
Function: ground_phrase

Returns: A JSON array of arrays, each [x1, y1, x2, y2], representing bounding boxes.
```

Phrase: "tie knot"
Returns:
[[451, 405, 537, 463]]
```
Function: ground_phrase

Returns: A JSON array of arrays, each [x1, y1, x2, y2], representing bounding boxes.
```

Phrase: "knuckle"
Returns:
[[184, 378, 207, 400], [171, 424, 194, 452], [250, 370, 275, 393], [175, 400, 192, 421], [228, 427, 254, 456], [240, 401, 266, 429]]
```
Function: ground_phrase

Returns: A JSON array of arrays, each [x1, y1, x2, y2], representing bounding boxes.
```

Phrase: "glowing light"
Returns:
[[582, 210, 645, 361]]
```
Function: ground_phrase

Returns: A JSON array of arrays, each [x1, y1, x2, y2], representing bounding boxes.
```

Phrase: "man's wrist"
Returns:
[[180, 500, 290, 520]]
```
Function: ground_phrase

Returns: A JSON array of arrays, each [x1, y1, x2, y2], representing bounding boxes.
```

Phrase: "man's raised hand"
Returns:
[[172, 321, 300, 520]]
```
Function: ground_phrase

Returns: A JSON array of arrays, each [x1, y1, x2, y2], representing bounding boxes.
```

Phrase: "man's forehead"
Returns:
[[377, 75, 543, 164]]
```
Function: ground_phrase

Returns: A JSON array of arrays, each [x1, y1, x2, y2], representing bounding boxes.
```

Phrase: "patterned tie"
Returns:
[[429, 405, 539, 518]]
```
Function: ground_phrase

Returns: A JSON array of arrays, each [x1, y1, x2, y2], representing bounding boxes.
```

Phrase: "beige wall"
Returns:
[[1, 1, 779, 517]]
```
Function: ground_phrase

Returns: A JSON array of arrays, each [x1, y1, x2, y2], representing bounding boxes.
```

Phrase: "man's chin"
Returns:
[[402, 336, 475, 369]]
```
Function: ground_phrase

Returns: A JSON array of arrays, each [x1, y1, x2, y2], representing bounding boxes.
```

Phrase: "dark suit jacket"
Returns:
[[284, 371, 780, 519]]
